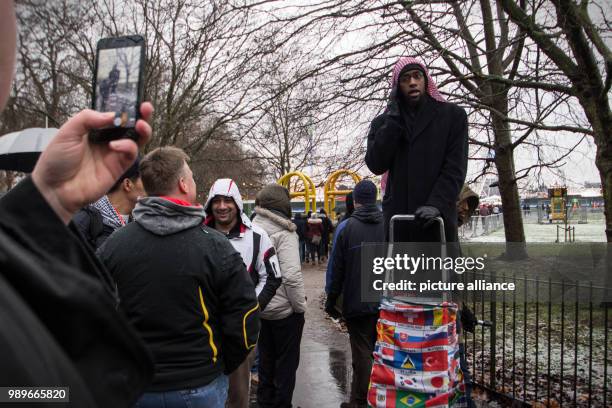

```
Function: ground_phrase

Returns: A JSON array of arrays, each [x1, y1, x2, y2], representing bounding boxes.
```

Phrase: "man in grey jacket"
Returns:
[[252, 184, 307, 408]]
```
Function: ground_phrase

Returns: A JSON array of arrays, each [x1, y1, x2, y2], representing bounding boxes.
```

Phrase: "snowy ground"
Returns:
[[458, 215, 610, 405], [459, 216, 610, 405], [465, 218, 606, 243], [466, 302, 611, 407]]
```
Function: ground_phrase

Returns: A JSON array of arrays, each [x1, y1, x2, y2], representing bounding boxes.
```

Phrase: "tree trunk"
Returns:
[[490, 97, 526, 243], [597, 155, 612, 242], [493, 117, 525, 242], [582, 97, 612, 242], [490, 97, 528, 258]]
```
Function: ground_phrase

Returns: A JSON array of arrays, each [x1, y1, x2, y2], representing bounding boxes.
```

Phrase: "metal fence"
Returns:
[[530, 207, 604, 225], [462, 270, 611, 407], [459, 214, 504, 239]]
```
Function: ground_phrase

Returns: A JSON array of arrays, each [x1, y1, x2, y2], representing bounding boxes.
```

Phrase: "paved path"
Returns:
[[293, 262, 351, 408], [249, 261, 351, 408]]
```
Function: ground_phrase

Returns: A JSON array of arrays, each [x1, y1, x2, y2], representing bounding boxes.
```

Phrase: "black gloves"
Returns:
[[325, 296, 341, 319], [386, 88, 401, 117], [415, 205, 440, 228]]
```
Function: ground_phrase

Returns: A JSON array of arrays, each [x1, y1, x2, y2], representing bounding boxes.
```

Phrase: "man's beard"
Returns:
[[406, 95, 421, 107]]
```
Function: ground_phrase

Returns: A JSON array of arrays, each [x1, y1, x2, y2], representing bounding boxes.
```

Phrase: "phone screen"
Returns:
[[94, 45, 143, 128]]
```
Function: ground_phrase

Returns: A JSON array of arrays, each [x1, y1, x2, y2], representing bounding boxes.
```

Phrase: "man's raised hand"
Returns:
[[32, 102, 153, 224]]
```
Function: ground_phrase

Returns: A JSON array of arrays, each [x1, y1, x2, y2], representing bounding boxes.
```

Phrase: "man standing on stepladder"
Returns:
[[364, 56, 473, 406], [365, 56, 468, 243]]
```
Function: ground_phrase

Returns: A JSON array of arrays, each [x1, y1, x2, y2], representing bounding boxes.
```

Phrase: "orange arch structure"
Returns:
[[277, 171, 317, 213], [324, 170, 361, 220]]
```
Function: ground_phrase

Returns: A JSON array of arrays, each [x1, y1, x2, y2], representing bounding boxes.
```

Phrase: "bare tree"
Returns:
[[12, 0, 93, 127], [500, 0, 612, 242], [244, 0, 593, 245], [190, 125, 266, 202], [399, 0, 595, 244]]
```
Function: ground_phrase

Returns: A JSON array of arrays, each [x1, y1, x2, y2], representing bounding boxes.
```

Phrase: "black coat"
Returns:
[[365, 96, 468, 243], [0, 178, 153, 407], [329, 204, 384, 318], [293, 215, 307, 241], [98, 207, 260, 391]]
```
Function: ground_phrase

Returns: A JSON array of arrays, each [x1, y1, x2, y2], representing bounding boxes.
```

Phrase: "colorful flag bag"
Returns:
[[367, 299, 467, 407]]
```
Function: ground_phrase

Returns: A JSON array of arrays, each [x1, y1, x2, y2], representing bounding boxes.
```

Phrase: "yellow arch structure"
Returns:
[[277, 171, 317, 213], [324, 170, 361, 220]]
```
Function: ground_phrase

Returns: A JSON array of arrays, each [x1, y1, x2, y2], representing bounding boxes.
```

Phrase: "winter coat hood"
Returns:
[[254, 207, 297, 234], [203, 178, 251, 228], [133, 196, 205, 235], [457, 185, 479, 227], [458, 185, 479, 212], [351, 204, 383, 224]]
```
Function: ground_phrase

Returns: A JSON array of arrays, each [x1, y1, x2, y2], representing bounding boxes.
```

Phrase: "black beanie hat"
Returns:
[[398, 63, 428, 88], [256, 184, 292, 218], [399, 63, 426, 77], [109, 156, 140, 193], [353, 180, 377, 205]]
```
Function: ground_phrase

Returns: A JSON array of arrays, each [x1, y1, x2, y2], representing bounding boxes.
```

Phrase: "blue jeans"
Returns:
[[135, 375, 228, 408], [298, 239, 306, 263]]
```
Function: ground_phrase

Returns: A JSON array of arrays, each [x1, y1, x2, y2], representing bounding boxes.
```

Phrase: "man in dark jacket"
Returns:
[[365, 56, 468, 243], [98, 147, 260, 408], [325, 180, 384, 408], [325, 191, 353, 294], [318, 208, 333, 260], [0, 3, 155, 405], [72, 157, 144, 249], [293, 212, 307, 263]]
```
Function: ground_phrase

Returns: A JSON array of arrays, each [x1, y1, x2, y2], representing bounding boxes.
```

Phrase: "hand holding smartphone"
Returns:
[[90, 35, 145, 143]]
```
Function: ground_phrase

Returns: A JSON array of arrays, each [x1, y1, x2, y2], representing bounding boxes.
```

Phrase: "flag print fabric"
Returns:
[[368, 299, 467, 407]]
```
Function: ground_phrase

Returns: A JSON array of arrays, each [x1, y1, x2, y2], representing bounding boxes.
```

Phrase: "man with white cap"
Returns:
[[204, 178, 282, 408]]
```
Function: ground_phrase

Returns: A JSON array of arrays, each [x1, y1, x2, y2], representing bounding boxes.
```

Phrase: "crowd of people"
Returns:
[[0, 2, 476, 406], [292, 209, 334, 265]]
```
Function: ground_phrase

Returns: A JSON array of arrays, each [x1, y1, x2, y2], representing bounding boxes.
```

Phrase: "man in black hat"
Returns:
[[366, 57, 474, 406], [325, 180, 384, 408], [365, 57, 468, 243]]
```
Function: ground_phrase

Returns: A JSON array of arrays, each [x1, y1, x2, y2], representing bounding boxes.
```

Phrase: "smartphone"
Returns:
[[90, 35, 145, 142]]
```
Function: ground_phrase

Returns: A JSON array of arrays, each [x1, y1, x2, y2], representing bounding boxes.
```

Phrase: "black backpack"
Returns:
[[73, 206, 106, 250]]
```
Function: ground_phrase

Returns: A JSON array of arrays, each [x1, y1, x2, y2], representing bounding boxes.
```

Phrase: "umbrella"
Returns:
[[0, 128, 58, 172]]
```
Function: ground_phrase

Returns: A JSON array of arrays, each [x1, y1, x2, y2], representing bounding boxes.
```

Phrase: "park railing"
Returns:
[[531, 206, 604, 225], [462, 270, 611, 407], [459, 214, 503, 239]]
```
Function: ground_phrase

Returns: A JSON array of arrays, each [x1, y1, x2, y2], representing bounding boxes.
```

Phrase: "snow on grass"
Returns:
[[465, 219, 606, 243]]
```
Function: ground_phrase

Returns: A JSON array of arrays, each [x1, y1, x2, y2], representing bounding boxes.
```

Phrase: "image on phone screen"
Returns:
[[95, 46, 142, 128]]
